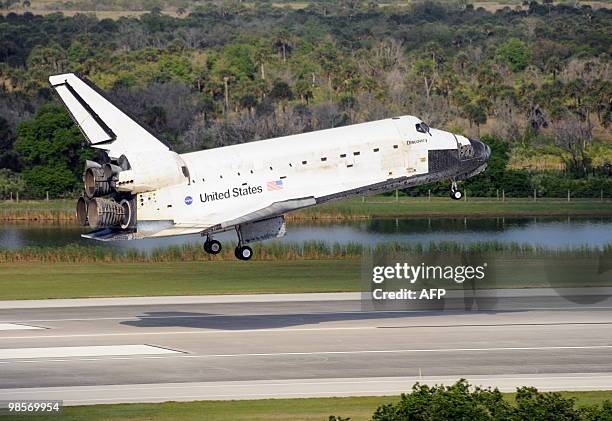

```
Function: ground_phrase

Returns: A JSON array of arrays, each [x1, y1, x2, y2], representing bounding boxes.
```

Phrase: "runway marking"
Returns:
[[167, 344, 612, 358], [0, 323, 43, 331], [1, 344, 611, 364], [2, 306, 612, 323], [0, 345, 180, 360]]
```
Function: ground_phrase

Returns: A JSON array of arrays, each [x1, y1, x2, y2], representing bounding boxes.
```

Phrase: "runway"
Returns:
[[0, 290, 611, 405]]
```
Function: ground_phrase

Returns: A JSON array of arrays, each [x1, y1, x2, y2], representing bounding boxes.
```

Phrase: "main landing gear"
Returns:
[[450, 180, 463, 200], [234, 245, 253, 261], [203, 237, 222, 255], [234, 227, 253, 261], [203, 230, 254, 261]]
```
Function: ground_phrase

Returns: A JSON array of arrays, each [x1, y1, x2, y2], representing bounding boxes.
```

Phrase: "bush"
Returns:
[[496, 38, 531, 72], [369, 380, 612, 421], [0, 168, 25, 199]]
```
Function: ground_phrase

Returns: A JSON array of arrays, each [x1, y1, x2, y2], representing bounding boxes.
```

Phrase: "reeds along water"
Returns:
[[0, 208, 362, 223], [0, 241, 609, 264], [0, 209, 74, 222]]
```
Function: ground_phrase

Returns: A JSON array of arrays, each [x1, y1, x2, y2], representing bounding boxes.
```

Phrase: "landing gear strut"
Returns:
[[450, 180, 463, 200], [203, 236, 222, 254], [234, 226, 253, 261]]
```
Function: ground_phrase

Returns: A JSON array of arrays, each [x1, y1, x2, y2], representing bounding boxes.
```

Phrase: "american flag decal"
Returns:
[[267, 180, 284, 191]]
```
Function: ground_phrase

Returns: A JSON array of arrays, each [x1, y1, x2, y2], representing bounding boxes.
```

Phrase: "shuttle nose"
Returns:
[[469, 139, 491, 162]]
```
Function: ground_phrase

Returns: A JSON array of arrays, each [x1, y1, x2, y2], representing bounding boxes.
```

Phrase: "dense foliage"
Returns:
[[0, 1, 610, 198], [370, 380, 612, 421]]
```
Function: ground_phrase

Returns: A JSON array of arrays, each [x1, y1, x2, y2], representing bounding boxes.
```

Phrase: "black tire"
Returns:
[[450, 190, 463, 200], [235, 245, 253, 261], [208, 240, 222, 255]]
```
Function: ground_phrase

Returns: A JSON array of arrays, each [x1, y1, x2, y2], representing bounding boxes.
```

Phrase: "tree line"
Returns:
[[0, 1, 610, 198]]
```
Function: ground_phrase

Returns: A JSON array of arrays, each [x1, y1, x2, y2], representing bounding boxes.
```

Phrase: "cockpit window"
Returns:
[[416, 122, 430, 134]]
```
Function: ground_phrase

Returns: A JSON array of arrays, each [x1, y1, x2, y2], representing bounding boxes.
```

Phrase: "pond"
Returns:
[[1, 216, 611, 251]]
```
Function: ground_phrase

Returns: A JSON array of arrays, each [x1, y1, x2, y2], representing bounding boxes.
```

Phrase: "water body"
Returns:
[[1, 217, 611, 251]]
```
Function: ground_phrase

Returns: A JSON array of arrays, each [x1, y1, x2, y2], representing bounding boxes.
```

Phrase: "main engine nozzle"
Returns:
[[84, 167, 113, 198], [76, 196, 89, 226], [87, 197, 132, 229]]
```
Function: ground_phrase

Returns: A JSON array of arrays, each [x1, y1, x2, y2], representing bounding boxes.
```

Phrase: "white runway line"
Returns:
[[0, 345, 180, 360], [1, 344, 610, 365], [0, 323, 43, 331]]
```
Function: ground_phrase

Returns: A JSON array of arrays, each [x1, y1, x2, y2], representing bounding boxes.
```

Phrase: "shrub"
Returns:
[[369, 380, 612, 421]]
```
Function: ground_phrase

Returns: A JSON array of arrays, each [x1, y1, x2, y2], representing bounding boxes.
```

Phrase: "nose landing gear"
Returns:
[[450, 180, 463, 200]]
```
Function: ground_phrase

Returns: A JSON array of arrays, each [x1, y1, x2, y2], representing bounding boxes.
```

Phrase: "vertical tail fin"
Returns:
[[49, 73, 169, 159]]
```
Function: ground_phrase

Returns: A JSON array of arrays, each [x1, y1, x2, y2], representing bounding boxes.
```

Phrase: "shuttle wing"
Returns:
[[48, 73, 169, 159], [83, 197, 317, 241]]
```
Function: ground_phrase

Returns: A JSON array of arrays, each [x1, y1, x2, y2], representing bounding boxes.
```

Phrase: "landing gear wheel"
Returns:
[[450, 180, 463, 200], [204, 239, 222, 255], [235, 245, 253, 261]]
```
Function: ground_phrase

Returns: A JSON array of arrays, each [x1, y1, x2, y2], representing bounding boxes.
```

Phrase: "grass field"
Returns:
[[0, 260, 360, 299], [14, 391, 612, 421], [2, 197, 612, 223], [0, 251, 609, 300], [295, 197, 612, 219], [0, 199, 75, 210]]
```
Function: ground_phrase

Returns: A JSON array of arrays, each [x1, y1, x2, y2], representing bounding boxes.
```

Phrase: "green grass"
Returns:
[[295, 197, 612, 219], [12, 391, 612, 421], [0, 260, 360, 299], [1, 248, 610, 300], [0, 199, 74, 210]]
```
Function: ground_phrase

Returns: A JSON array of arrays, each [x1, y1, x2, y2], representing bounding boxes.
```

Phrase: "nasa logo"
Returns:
[[184, 196, 193, 205]]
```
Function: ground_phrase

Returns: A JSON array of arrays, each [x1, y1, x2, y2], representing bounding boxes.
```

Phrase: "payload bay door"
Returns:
[[391, 118, 429, 176]]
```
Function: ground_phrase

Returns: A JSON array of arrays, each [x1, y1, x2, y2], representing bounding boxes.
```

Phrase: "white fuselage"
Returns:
[[135, 115, 470, 230], [48, 73, 488, 246]]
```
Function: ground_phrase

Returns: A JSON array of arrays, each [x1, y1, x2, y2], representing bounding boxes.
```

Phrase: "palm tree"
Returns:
[[254, 47, 270, 80], [454, 52, 469, 77], [294, 80, 313, 104], [545, 56, 562, 81], [275, 30, 292, 64], [413, 59, 436, 102]]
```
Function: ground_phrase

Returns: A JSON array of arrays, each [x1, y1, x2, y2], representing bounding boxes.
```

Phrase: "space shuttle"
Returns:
[[49, 73, 490, 260]]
